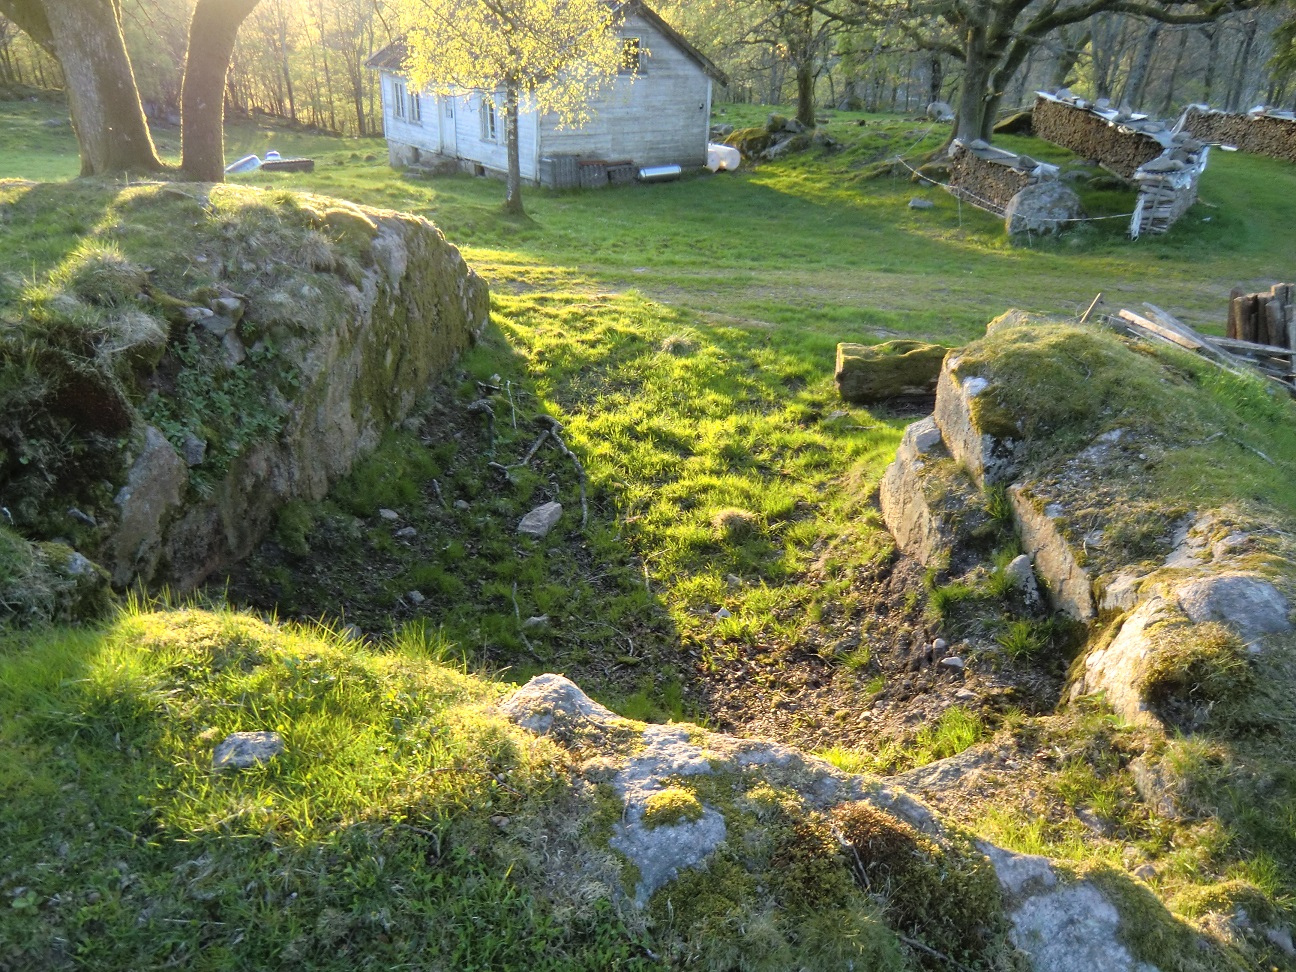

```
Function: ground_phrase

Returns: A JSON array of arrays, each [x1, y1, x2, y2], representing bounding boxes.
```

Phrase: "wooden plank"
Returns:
[[1119, 309, 1203, 350], [1213, 336, 1296, 357]]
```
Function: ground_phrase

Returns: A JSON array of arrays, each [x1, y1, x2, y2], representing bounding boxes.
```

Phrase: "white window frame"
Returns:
[[410, 91, 422, 124], [480, 96, 498, 142], [392, 78, 407, 120]]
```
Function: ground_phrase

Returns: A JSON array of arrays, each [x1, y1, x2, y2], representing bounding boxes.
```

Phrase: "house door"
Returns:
[[440, 97, 458, 158]]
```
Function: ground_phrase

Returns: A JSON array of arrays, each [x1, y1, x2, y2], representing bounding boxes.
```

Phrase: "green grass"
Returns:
[[0, 601, 671, 970]]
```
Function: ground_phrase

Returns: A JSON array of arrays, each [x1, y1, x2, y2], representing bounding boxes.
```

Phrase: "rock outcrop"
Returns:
[[0, 185, 489, 597], [881, 313, 1296, 730], [501, 673, 1195, 972]]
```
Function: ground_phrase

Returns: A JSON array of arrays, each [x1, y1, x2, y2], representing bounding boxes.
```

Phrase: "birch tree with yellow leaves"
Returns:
[[395, 0, 627, 215]]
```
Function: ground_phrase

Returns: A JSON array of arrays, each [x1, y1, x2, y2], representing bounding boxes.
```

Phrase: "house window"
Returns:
[[481, 98, 498, 141], [410, 92, 422, 124], [392, 79, 406, 120], [620, 37, 642, 74]]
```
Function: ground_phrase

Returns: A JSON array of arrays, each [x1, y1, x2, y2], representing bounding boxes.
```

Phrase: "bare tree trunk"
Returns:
[[1225, 18, 1257, 110], [1159, 28, 1190, 115], [929, 53, 942, 104], [181, 0, 260, 182], [1120, 22, 1161, 109], [794, 61, 815, 127], [954, 24, 994, 141], [502, 81, 523, 216], [1050, 29, 1091, 89], [1202, 25, 1220, 103]]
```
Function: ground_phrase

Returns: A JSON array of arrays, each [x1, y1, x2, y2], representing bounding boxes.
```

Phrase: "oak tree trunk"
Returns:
[[954, 26, 993, 142], [2, 0, 162, 176], [795, 62, 815, 128], [181, 0, 261, 182]]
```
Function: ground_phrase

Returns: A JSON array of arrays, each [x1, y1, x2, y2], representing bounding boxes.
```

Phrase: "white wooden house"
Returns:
[[365, 1, 726, 188]]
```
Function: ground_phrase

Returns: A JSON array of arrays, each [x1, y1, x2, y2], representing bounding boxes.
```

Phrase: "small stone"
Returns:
[[955, 688, 977, 701], [394, 526, 417, 539], [489, 814, 510, 829], [908, 197, 935, 209], [1265, 927, 1295, 957], [67, 507, 97, 527], [181, 305, 214, 324], [64, 552, 96, 577], [181, 434, 207, 467], [210, 296, 245, 321], [715, 607, 732, 619], [1004, 555, 1040, 604], [199, 313, 234, 336], [1132, 863, 1156, 881], [517, 501, 563, 538], [826, 409, 849, 420], [725, 574, 743, 588], [212, 730, 284, 770], [378, 508, 400, 521], [221, 331, 246, 366], [933, 637, 949, 652], [407, 590, 426, 605], [454, 499, 470, 511], [940, 656, 965, 669], [523, 615, 549, 630], [341, 624, 364, 642]]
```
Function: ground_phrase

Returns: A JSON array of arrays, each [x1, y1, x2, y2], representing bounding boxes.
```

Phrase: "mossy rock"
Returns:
[[994, 109, 1034, 135], [835, 340, 949, 403], [726, 127, 773, 159]]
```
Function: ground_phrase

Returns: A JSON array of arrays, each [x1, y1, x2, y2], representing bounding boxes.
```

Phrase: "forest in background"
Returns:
[[0, 0, 1294, 140]]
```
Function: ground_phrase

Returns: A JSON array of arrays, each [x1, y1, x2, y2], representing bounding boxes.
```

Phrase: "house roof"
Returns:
[[365, 1, 727, 85]]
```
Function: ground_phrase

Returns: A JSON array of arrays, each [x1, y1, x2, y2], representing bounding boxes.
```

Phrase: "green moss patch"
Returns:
[[642, 786, 704, 828]]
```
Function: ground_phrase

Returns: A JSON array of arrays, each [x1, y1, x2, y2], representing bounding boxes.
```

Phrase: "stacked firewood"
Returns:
[[1178, 107, 1296, 164], [1129, 143, 1208, 238], [1033, 93, 1166, 179], [1228, 284, 1296, 349], [948, 141, 1038, 214]]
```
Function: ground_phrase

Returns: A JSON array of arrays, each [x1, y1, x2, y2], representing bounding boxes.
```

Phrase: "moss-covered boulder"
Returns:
[[725, 127, 773, 159], [0, 183, 489, 595], [835, 340, 949, 403]]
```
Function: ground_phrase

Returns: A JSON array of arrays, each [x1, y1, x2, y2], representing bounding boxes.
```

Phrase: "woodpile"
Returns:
[[1228, 284, 1296, 348], [1107, 300, 1295, 396], [1129, 144, 1208, 239], [1177, 106, 1296, 164], [1032, 92, 1166, 179], [947, 140, 1041, 214]]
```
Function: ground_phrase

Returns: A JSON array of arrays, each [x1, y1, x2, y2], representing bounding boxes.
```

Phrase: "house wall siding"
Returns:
[[376, 11, 711, 176], [538, 13, 710, 168], [378, 73, 541, 181]]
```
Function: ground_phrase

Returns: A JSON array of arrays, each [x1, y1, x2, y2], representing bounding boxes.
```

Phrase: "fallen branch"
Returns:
[[467, 400, 496, 455], [548, 429, 589, 528], [894, 934, 978, 972]]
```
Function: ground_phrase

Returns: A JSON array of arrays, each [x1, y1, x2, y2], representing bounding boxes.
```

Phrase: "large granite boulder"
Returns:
[[1004, 181, 1084, 238]]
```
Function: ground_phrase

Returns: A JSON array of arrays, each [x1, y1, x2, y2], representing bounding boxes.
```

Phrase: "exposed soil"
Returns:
[[221, 383, 1071, 762]]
